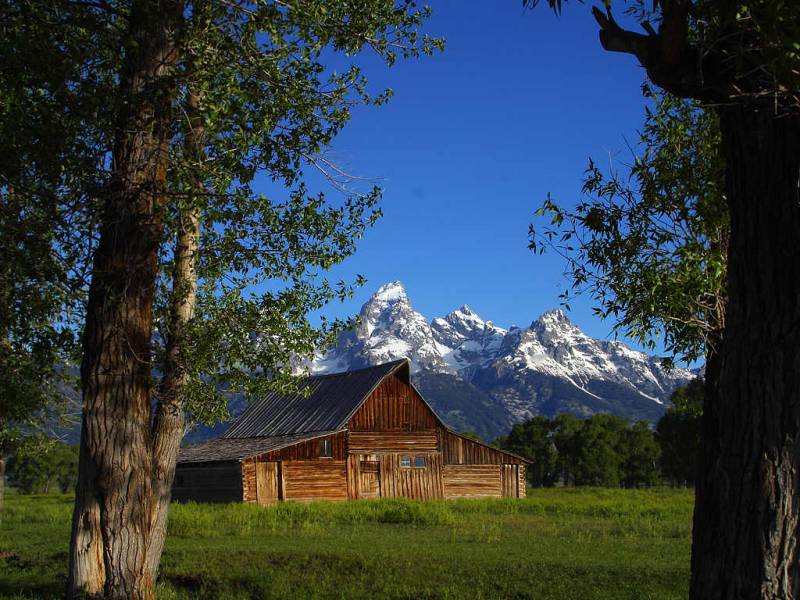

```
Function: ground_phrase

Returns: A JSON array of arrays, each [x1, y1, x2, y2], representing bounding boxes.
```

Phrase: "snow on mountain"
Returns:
[[312, 282, 696, 438], [430, 304, 507, 374], [312, 281, 454, 375]]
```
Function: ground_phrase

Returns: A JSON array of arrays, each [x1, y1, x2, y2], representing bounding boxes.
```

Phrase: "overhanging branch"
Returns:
[[590, 4, 725, 102]]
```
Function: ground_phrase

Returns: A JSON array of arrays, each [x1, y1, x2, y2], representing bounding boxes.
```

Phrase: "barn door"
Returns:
[[501, 464, 519, 498], [256, 461, 279, 504], [359, 460, 381, 499]]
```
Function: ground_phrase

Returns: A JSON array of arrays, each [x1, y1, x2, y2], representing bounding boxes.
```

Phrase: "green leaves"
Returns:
[[2, 1, 443, 432], [154, 1, 442, 425], [530, 89, 727, 363], [499, 413, 662, 488]]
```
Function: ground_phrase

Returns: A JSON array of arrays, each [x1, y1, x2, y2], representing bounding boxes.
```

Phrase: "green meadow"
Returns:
[[0, 488, 693, 599]]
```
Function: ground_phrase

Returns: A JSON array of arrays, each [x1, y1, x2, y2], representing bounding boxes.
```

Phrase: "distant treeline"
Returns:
[[7, 438, 78, 494], [495, 379, 703, 488]]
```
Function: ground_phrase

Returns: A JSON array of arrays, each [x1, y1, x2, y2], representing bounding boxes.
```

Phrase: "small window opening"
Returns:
[[175, 475, 185, 487], [400, 455, 412, 468], [319, 438, 332, 458], [414, 456, 427, 469]]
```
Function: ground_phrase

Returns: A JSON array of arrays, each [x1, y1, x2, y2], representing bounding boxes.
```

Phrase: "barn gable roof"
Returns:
[[223, 359, 411, 438]]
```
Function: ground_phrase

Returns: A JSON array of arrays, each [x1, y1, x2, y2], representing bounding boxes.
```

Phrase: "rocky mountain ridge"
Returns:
[[310, 281, 695, 440]]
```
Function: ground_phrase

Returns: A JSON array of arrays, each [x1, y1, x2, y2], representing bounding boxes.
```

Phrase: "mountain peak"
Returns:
[[373, 280, 407, 303], [534, 308, 573, 328]]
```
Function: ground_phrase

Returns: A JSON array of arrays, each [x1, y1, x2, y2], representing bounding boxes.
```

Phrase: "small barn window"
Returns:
[[400, 455, 412, 468], [319, 438, 332, 458], [414, 456, 426, 469], [175, 475, 185, 488]]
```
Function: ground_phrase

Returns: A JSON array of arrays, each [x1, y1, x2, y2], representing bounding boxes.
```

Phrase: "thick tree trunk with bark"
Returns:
[[690, 106, 800, 600], [68, 1, 182, 598], [0, 454, 5, 524]]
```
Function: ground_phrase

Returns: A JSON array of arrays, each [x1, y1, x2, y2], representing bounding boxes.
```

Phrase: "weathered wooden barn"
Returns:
[[173, 359, 529, 504]]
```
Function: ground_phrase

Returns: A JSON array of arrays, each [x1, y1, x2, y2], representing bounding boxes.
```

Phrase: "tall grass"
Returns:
[[0, 488, 694, 599]]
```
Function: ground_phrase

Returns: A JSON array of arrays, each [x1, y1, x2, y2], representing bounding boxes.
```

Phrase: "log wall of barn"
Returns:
[[255, 431, 347, 462], [172, 461, 244, 503], [282, 460, 348, 502], [379, 453, 444, 500], [442, 464, 503, 499], [348, 431, 437, 453], [440, 430, 526, 465]]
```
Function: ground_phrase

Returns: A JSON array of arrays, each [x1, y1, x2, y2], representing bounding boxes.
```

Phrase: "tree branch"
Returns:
[[590, 4, 725, 103]]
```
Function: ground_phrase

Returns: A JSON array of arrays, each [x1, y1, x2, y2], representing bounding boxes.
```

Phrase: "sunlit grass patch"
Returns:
[[0, 488, 693, 599]]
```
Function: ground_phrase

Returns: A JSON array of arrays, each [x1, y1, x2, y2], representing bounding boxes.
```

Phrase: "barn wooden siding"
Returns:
[[241, 431, 346, 503], [440, 430, 526, 465], [348, 431, 438, 453], [443, 465, 502, 499], [346, 452, 444, 500], [253, 431, 347, 462], [348, 375, 438, 431], [282, 460, 348, 502], [173, 461, 243, 503]]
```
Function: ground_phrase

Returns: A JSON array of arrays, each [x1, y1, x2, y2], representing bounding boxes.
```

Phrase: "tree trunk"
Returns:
[[0, 454, 5, 525], [143, 87, 204, 582], [690, 105, 800, 600], [68, 1, 182, 599]]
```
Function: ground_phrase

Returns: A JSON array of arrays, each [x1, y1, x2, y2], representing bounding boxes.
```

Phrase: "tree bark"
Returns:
[[690, 105, 800, 600], [143, 87, 204, 582], [0, 454, 5, 525], [68, 1, 182, 599]]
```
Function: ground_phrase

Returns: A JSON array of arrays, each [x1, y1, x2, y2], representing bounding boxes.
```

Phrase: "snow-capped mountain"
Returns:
[[312, 281, 695, 440]]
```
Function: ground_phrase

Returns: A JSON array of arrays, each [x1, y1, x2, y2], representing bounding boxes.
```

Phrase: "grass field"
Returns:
[[0, 488, 693, 599]]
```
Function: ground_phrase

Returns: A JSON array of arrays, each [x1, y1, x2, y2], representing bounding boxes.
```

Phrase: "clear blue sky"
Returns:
[[263, 2, 662, 351]]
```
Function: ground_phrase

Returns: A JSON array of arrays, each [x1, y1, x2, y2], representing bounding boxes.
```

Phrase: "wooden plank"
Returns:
[[441, 430, 526, 465], [443, 464, 502, 499], [376, 453, 443, 501], [348, 431, 438, 453], [359, 460, 381, 498], [256, 461, 278, 505], [346, 454, 360, 500], [282, 460, 347, 502], [255, 431, 347, 462], [501, 464, 516, 498], [348, 375, 439, 432]]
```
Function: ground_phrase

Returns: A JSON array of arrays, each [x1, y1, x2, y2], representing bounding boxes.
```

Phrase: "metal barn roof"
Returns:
[[178, 430, 343, 464], [222, 359, 409, 438]]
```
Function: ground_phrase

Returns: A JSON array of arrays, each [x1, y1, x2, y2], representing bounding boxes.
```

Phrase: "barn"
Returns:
[[173, 359, 529, 504]]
